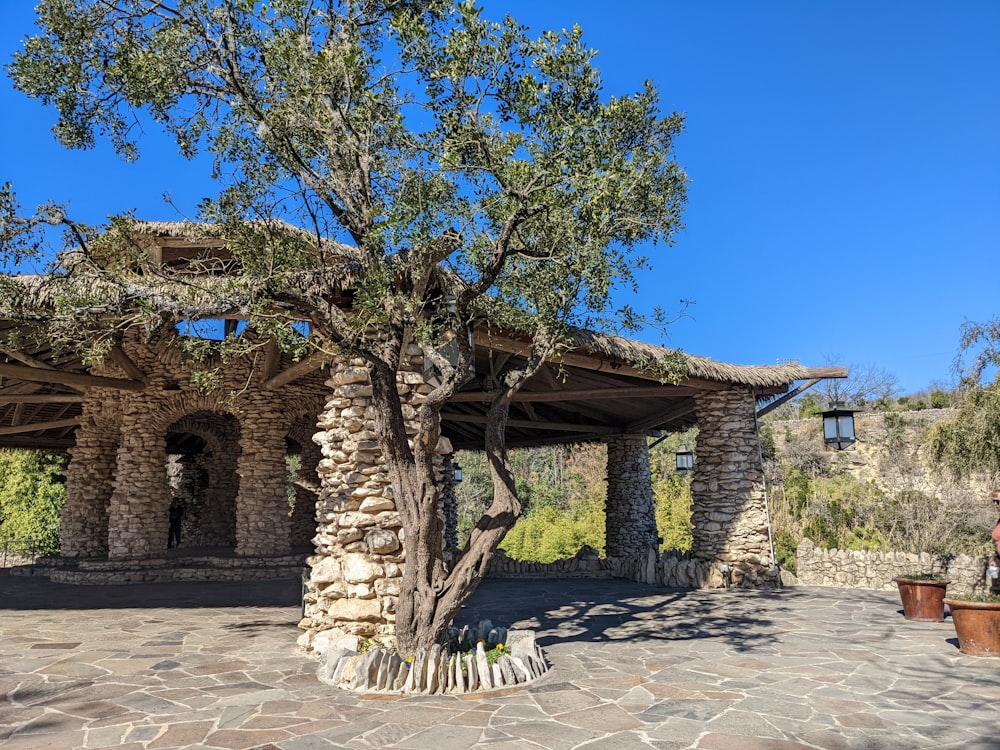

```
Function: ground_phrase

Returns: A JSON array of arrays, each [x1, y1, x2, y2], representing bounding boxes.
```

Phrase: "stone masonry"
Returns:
[[690, 388, 778, 587], [604, 434, 658, 558], [300, 350, 453, 653], [62, 327, 328, 560]]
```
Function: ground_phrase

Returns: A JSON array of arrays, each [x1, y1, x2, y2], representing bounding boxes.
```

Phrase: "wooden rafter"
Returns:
[[756, 379, 822, 418], [0, 394, 84, 404], [108, 345, 147, 383], [443, 412, 618, 435], [449, 385, 699, 403], [263, 352, 329, 390], [0, 417, 79, 436], [626, 401, 698, 434], [0, 347, 60, 371], [0, 362, 145, 392], [481, 334, 729, 390], [261, 340, 281, 382]]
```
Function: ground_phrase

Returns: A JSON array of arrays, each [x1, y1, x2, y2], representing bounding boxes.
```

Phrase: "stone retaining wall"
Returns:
[[795, 538, 995, 597], [487, 547, 782, 589], [15, 553, 307, 585]]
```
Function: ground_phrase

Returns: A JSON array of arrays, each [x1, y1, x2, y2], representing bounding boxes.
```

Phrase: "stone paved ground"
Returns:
[[1, 571, 998, 750]]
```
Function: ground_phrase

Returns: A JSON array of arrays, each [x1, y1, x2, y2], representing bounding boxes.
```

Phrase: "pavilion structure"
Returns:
[[0, 223, 845, 647]]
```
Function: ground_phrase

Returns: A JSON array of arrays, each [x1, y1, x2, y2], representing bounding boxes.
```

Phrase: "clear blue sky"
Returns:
[[1, 1, 997, 394]]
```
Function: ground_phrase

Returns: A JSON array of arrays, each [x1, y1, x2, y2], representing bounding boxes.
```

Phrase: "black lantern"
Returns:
[[821, 402, 856, 450], [675, 445, 694, 474], [452, 463, 463, 483]]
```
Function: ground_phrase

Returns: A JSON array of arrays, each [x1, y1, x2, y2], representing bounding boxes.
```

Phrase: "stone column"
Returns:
[[289, 433, 323, 548], [61, 392, 121, 558], [690, 388, 776, 587], [604, 434, 658, 558], [235, 411, 291, 556], [300, 350, 450, 653], [106, 408, 172, 558]]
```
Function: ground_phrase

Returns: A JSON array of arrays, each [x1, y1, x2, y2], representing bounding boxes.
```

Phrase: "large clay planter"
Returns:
[[944, 599, 1000, 656], [892, 577, 950, 622]]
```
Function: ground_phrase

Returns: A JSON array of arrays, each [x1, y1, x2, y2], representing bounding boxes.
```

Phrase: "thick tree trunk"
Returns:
[[365, 337, 543, 655]]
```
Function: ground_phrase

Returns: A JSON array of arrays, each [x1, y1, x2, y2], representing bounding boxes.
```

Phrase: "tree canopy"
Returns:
[[2, 0, 688, 651]]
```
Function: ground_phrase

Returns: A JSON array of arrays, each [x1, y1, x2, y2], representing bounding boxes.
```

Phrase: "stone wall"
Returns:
[[795, 538, 994, 598], [19, 552, 306, 585]]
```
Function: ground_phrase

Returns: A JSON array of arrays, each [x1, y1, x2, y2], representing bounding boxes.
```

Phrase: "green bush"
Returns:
[[0, 450, 68, 553]]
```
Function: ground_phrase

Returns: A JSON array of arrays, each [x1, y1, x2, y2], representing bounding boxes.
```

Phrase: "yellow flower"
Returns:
[[496, 643, 505, 652]]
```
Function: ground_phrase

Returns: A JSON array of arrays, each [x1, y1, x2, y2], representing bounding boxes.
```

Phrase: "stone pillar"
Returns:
[[61, 392, 121, 558], [199, 419, 240, 548], [604, 434, 658, 558], [235, 411, 291, 556], [300, 351, 450, 653], [690, 388, 776, 587], [441, 455, 459, 562], [106, 408, 173, 558], [289, 430, 323, 548]]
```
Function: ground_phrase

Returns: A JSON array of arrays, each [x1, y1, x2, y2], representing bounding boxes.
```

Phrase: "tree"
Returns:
[[933, 318, 1000, 478], [1, 1, 687, 652], [818, 359, 899, 410], [0, 450, 67, 553]]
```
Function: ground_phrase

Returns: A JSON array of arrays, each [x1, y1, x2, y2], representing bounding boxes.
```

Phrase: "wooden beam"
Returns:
[[0, 347, 59, 371], [480, 334, 728, 390], [0, 394, 84, 404], [443, 412, 618, 434], [107, 345, 147, 383], [10, 403, 24, 426], [0, 436, 75, 449], [0, 417, 79, 436], [450, 385, 699, 403], [263, 351, 329, 390], [0, 363, 145, 392], [626, 401, 698, 433], [261, 341, 281, 382], [756, 379, 822, 418]]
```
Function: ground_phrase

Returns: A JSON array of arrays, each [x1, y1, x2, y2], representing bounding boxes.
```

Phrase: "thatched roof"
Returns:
[[566, 328, 834, 388], [0, 220, 846, 449]]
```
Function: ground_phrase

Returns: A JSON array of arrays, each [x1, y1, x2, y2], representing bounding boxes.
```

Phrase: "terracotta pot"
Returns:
[[945, 599, 1000, 656], [892, 577, 950, 622]]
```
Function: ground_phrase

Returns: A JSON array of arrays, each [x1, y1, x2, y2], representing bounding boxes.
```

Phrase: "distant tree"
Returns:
[[2, 0, 687, 652], [817, 360, 899, 410], [933, 318, 1000, 478]]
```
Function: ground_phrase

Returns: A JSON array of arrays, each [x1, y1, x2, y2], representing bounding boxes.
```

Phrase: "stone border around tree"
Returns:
[[316, 621, 549, 695]]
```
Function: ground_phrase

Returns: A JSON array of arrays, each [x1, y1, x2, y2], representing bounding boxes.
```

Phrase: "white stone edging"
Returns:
[[316, 620, 549, 695]]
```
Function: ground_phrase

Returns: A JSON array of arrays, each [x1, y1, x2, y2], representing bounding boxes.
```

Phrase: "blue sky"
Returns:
[[1, 1, 997, 394]]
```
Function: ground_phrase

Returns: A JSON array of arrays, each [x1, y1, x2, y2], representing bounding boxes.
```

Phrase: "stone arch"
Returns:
[[106, 388, 249, 558], [166, 411, 241, 550]]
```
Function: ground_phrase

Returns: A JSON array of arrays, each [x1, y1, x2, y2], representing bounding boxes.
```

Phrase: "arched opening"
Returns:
[[165, 411, 241, 552]]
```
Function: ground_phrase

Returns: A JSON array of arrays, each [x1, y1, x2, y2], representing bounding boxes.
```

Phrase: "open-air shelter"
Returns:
[[0, 222, 844, 645]]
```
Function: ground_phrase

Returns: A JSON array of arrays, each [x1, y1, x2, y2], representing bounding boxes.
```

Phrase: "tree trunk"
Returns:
[[366, 343, 540, 656]]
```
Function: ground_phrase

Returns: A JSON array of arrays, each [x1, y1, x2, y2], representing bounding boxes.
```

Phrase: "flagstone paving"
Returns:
[[1, 571, 997, 749]]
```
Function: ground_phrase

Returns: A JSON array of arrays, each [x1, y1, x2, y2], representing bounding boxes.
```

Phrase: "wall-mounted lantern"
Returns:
[[452, 463, 463, 483], [821, 402, 857, 450], [675, 445, 694, 474]]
